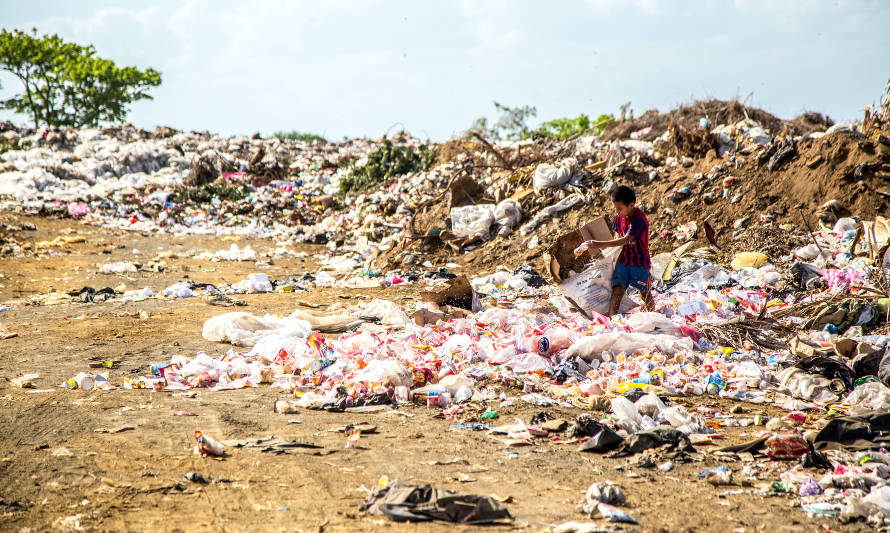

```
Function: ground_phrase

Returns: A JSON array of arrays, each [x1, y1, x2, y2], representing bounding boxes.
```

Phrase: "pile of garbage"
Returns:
[[5, 93, 890, 527], [3, 97, 890, 278], [66, 209, 883, 525]]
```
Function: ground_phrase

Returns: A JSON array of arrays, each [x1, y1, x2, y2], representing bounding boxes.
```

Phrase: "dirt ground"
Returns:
[[0, 213, 874, 533]]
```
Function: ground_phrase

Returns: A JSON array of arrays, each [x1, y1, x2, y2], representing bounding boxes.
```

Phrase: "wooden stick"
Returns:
[[471, 132, 514, 171], [797, 208, 827, 258]]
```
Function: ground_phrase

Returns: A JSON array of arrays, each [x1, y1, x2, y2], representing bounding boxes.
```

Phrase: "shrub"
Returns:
[[340, 140, 437, 193]]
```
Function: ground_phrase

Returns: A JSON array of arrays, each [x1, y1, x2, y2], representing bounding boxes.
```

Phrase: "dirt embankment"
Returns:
[[380, 129, 889, 276]]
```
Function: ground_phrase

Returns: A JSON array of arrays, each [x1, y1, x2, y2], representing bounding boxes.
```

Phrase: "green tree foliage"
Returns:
[[341, 139, 437, 193], [469, 101, 538, 141], [537, 113, 615, 139], [0, 28, 162, 128], [272, 130, 326, 142], [469, 102, 616, 141]]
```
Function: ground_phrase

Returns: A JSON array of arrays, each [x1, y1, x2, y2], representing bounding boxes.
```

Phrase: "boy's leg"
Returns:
[[628, 266, 655, 311], [609, 285, 626, 317], [611, 264, 630, 316]]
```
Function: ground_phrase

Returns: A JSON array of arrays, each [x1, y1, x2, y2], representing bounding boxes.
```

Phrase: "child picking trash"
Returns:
[[576, 185, 655, 316]]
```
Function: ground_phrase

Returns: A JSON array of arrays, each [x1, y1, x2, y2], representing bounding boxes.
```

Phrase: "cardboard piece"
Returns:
[[546, 216, 637, 317], [546, 216, 613, 282], [422, 275, 480, 312], [862, 216, 890, 261]]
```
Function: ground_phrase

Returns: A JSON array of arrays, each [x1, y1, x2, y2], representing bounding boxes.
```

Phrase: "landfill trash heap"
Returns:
[[4, 94, 890, 525]]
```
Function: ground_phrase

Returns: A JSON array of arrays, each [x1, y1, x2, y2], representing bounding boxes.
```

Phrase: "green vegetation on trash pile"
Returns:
[[177, 180, 250, 204], [538, 113, 615, 139], [340, 139, 437, 193], [470, 101, 538, 141], [469, 101, 616, 141], [0, 134, 29, 155], [0, 28, 162, 128], [272, 130, 326, 142]]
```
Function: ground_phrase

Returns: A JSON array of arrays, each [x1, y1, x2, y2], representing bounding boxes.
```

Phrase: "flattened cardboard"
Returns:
[[547, 216, 612, 282]]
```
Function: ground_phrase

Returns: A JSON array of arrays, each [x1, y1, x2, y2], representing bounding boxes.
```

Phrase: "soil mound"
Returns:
[[601, 99, 834, 142]]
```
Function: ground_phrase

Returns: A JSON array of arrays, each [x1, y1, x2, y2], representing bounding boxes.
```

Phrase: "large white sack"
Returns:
[[626, 312, 679, 335], [451, 204, 495, 241], [202, 312, 310, 347], [361, 299, 411, 328], [564, 332, 693, 361], [533, 160, 574, 194]]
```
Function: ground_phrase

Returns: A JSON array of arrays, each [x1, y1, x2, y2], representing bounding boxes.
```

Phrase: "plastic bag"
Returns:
[[565, 332, 694, 361], [833, 217, 858, 233], [635, 393, 666, 419], [611, 396, 641, 432], [450, 204, 495, 241], [842, 381, 890, 413], [162, 282, 193, 298], [354, 359, 412, 388], [626, 312, 678, 335], [777, 366, 839, 404], [520, 194, 583, 235], [361, 299, 410, 328], [100, 261, 137, 274], [493, 199, 522, 236], [533, 160, 574, 193], [202, 312, 308, 347], [248, 322, 313, 359], [730, 252, 767, 270]]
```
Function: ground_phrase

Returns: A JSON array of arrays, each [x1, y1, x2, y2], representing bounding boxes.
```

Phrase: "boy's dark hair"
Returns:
[[611, 185, 636, 205]]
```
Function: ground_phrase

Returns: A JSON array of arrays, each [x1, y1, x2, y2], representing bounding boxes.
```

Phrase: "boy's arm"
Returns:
[[584, 234, 634, 249]]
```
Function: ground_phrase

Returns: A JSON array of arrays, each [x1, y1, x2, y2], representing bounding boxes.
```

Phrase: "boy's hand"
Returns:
[[574, 241, 600, 257]]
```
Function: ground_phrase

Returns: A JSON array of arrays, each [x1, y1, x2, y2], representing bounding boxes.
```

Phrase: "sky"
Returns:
[[0, 0, 888, 141]]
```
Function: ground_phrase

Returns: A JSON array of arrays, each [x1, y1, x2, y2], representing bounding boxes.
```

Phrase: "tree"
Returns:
[[0, 28, 161, 128], [468, 101, 537, 141]]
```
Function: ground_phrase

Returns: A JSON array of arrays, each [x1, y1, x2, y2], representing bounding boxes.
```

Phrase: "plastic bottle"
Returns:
[[611, 396, 641, 432], [425, 388, 445, 407], [765, 433, 809, 459], [394, 385, 410, 403], [194, 430, 225, 456], [454, 385, 473, 403]]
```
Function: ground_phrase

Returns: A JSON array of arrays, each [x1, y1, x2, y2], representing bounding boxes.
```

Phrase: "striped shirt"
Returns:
[[612, 208, 651, 268]]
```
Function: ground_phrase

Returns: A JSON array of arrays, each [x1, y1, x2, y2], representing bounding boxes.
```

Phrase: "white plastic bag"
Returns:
[[493, 199, 522, 236], [450, 204, 495, 241], [565, 332, 694, 361], [611, 396, 642, 432], [626, 312, 678, 335], [202, 312, 309, 347], [635, 393, 666, 419], [361, 299, 410, 328], [520, 194, 583, 235], [842, 381, 890, 413], [354, 359, 412, 388], [533, 160, 574, 193]]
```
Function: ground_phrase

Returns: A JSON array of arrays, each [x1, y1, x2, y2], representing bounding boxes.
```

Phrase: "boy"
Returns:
[[581, 185, 654, 316]]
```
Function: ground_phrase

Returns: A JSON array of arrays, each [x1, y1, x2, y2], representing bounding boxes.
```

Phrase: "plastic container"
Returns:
[[766, 433, 809, 459], [611, 396, 641, 432]]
